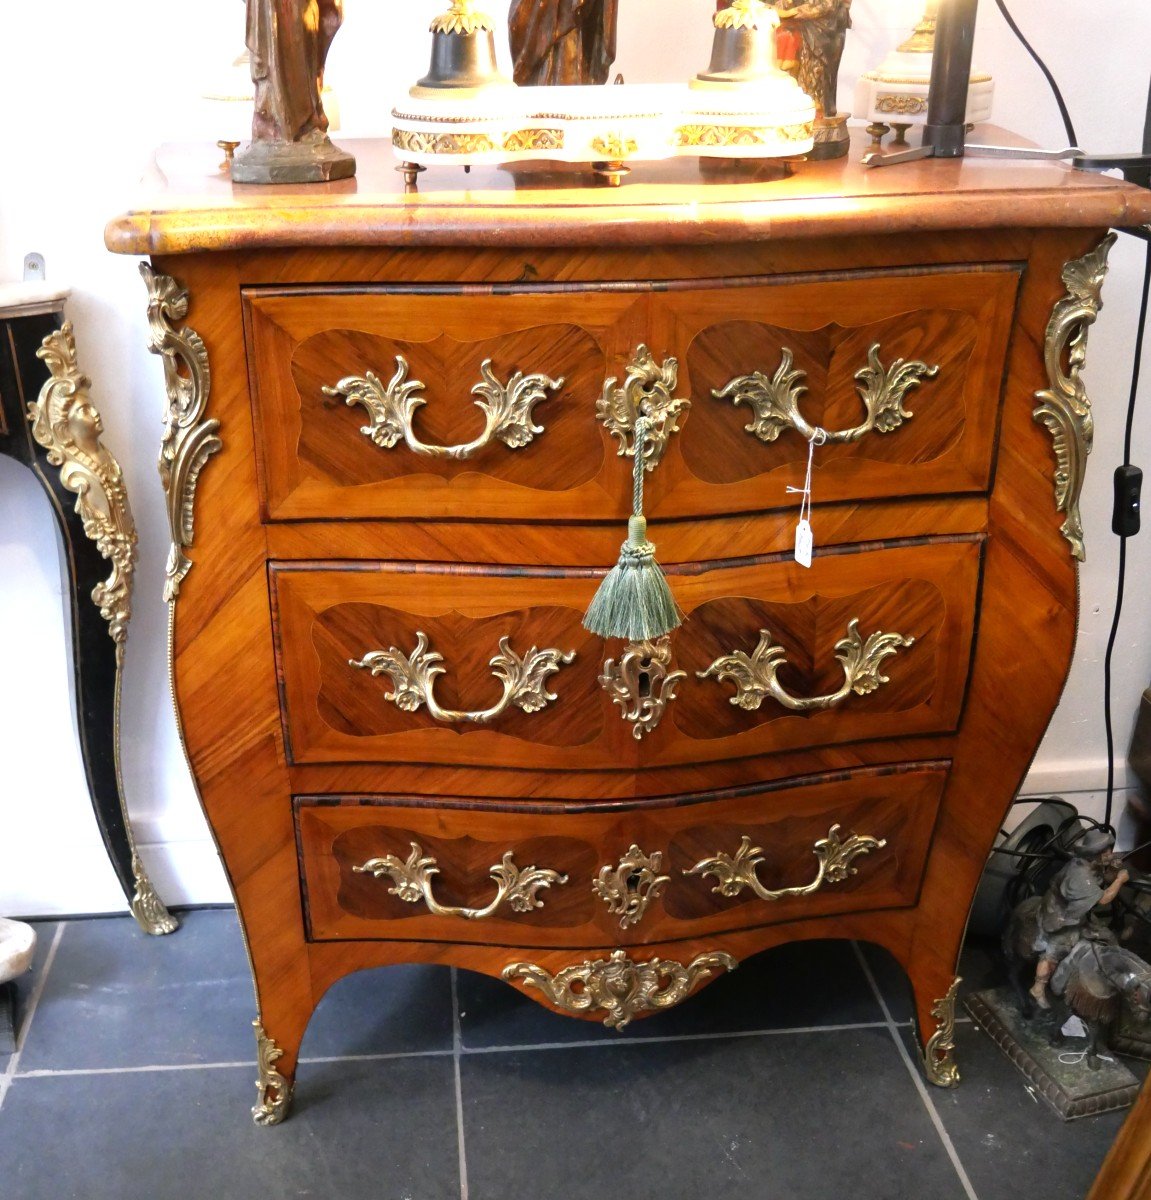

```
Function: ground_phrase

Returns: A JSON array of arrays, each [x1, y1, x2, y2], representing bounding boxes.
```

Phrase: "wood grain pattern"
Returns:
[[246, 267, 1016, 522], [270, 538, 980, 772], [1089, 1075, 1151, 1200], [105, 133, 1151, 256], [297, 762, 948, 946], [117, 155, 1111, 1110]]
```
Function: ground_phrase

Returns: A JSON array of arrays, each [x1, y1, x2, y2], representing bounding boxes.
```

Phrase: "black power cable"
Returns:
[[1104, 247, 1151, 826], [994, 1, 1151, 830], [1145, 68, 1151, 155], [992, 0, 1078, 147]]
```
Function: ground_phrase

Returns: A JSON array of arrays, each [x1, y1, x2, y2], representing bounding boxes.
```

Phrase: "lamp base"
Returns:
[[232, 132, 356, 185]]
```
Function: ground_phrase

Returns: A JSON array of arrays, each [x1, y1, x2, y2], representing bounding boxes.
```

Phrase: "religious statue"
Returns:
[[771, 0, 852, 119], [233, 0, 355, 184], [509, 0, 619, 87]]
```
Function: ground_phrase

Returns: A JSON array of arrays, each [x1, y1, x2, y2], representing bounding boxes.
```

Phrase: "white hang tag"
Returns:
[[795, 519, 814, 568], [787, 429, 824, 569]]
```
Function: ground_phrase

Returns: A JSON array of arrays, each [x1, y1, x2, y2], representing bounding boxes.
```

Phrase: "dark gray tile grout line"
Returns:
[[851, 942, 980, 1200], [450, 967, 470, 1200], [458, 1018, 900, 1056], [5, 1019, 911, 1082], [0, 923, 66, 1115]]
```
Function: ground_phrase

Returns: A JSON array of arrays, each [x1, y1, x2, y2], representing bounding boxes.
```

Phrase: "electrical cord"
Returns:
[[1104, 243, 1151, 827], [994, 0, 1151, 831], [992, 0, 1078, 147], [1145, 68, 1151, 156]]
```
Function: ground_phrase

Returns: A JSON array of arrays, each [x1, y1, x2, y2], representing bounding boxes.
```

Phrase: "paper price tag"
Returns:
[[795, 519, 813, 568]]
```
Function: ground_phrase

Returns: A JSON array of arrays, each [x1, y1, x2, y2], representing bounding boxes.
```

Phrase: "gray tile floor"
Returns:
[[0, 910, 1135, 1200]]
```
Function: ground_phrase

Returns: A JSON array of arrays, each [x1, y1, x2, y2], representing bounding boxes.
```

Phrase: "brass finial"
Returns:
[[714, 0, 779, 32], [898, 1, 939, 54], [430, 0, 494, 36]]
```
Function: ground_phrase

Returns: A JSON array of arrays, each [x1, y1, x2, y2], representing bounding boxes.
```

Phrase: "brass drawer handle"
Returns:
[[324, 355, 564, 460], [351, 632, 575, 725], [354, 841, 568, 920], [714, 344, 939, 445], [697, 618, 914, 713], [685, 825, 886, 902]]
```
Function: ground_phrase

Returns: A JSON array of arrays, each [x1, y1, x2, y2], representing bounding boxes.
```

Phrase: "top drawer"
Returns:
[[245, 267, 1019, 524]]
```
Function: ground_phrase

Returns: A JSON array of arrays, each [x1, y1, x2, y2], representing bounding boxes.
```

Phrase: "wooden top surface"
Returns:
[[105, 129, 1151, 257]]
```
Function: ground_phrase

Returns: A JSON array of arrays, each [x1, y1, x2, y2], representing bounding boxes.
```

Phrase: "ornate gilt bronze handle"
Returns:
[[503, 949, 737, 1030], [597, 344, 690, 470], [685, 825, 886, 902], [350, 632, 575, 725], [353, 841, 567, 920], [697, 618, 914, 713], [324, 356, 564, 460], [593, 845, 671, 929], [713, 344, 939, 445], [599, 637, 686, 740]]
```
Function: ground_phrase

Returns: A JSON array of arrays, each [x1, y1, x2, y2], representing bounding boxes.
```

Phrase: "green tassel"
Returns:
[[583, 419, 682, 641]]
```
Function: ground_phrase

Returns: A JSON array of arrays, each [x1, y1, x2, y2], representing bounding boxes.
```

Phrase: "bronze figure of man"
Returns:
[[509, 0, 619, 87], [773, 0, 852, 118], [246, 0, 343, 143]]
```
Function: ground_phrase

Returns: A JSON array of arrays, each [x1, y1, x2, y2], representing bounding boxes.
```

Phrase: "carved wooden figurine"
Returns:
[[233, 0, 355, 184], [509, 0, 619, 86]]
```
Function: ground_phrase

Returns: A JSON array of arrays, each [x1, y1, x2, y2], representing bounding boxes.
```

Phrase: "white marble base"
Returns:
[[392, 79, 816, 170], [856, 50, 994, 130], [0, 918, 36, 985]]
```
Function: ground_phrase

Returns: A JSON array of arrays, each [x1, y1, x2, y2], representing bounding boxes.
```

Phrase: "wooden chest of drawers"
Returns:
[[108, 138, 1151, 1125]]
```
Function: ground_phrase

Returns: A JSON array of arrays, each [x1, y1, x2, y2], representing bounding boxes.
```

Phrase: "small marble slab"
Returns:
[[0, 283, 70, 319], [966, 985, 1141, 1121]]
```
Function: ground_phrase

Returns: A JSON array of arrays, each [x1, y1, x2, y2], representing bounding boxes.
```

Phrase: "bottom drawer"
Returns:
[[296, 762, 947, 948]]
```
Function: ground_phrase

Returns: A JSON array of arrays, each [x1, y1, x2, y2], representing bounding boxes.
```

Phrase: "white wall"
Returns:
[[1, 1, 1149, 916]]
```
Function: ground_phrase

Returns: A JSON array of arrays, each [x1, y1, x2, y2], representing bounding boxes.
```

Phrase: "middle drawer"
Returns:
[[270, 537, 981, 773]]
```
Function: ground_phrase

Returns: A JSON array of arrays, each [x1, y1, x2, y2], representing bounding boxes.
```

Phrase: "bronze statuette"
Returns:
[[509, 0, 618, 86], [234, 0, 355, 184]]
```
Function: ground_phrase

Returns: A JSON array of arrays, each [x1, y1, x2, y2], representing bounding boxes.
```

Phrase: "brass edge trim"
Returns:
[[592, 845, 672, 929], [874, 96, 929, 116], [323, 356, 564, 459], [429, 0, 494, 35], [686, 825, 886, 902], [351, 632, 576, 725], [698, 618, 915, 713], [31, 324, 177, 936], [714, 344, 939, 447], [252, 1021, 294, 1126], [675, 122, 815, 148], [394, 129, 566, 155], [353, 841, 567, 920], [715, 0, 775, 31], [898, 0, 938, 52], [922, 978, 962, 1088], [503, 949, 737, 1029], [1033, 234, 1116, 562], [598, 345, 690, 470], [599, 637, 686, 740], [140, 263, 220, 601]]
